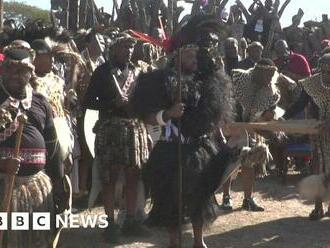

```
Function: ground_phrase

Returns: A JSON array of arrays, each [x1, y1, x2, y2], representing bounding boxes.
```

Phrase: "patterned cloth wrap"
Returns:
[[232, 68, 278, 176], [33, 72, 66, 118], [33, 72, 74, 162], [0, 171, 54, 248], [300, 73, 330, 173], [232, 68, 281, 121], [93, 116, 149, 184]]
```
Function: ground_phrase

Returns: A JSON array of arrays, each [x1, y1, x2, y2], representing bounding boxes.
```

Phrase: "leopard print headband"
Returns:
[[254, 64, 278, 71]]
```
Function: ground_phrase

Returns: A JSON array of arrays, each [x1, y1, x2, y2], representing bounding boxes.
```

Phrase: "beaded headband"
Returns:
[[2, 45, 35, 71], [254, 64, 278, 71]]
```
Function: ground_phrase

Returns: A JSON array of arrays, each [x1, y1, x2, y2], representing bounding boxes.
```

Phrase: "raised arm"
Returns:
[[248, 0, 259, 13], [283, 89, 310, 119], [273, 0, 280, 14], [218, 0, 230, 15], [278, 0, 291, 19], [43, 101, 63, 181], [236, 0, 252, 23]]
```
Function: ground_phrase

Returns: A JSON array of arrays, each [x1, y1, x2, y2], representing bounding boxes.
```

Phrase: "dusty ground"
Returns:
[[58, 171, 330, 248]]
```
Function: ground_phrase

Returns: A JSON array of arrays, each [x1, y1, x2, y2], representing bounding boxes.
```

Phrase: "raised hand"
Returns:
[[165, 102, 185, 119], [114, 94, 129, 107], [236, 0, 245, 8], [0, 157, 21, 175], [0, 108, 12, 128]]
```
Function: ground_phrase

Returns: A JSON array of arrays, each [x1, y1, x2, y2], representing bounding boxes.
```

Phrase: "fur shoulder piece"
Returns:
[[300, 73, 321, 94], [181, 69, 234, 137], [131, 69, 172, 119], [232, 68, 253, 100], [300, 73, 330, 105], [300, 73, 330, 119], [232, 68, 281, 121], [209, 69, 235, 126]]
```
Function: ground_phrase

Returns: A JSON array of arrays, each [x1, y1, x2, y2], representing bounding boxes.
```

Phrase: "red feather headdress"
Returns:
[[129, 14, 228, 53]]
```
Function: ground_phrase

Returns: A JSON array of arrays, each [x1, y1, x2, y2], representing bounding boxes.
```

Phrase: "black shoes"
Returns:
[[220, 195, 233, 210], [121, 216, 151, 237], [242, 198, 264, 212], [220, 196, 264, 212], [104, 216, 151, 243], [309, 207, 324, 220], [103, 222, 121, 244]]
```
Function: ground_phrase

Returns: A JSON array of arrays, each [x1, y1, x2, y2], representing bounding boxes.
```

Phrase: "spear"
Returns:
[[264, 0, 280, 58], [0, 114, 27, 248], [113, 0, 120, 15], [177, 48, 183, 248], [167, 0, 174, 34], [149, 0, 162, 35], [0, 0, 3, 31]]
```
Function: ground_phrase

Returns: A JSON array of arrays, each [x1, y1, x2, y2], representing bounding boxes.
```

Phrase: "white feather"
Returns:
[[299, 174, 330, 200]]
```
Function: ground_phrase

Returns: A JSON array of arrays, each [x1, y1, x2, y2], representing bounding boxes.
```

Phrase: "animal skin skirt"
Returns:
[[0, 170, 54, 248], [143, 138, 231, 228], [94, 117, 149, 184]]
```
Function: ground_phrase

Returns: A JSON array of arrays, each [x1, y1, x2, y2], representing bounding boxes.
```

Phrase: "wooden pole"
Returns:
[[65, 0, 70, 30], [83, 0, 88, 28], [218, 0, 230, 15], [149, 0, 162, 35], [191, 0, 202, 16], [226, 120, 322, 135], [0, 114, 27, 248], [177, 48, 183, 248], [173, 0, 179, 31], [263, 17, 278, 58], [264, 1, 279, 58], [90, 0, 102, 26], [113, 0, 120, 16], [110, 1, 115, 24], [69, 0, 79, 31], [0, 0, 4, 31], [207, 0, 217, 14], [167, 0, 174, 34]]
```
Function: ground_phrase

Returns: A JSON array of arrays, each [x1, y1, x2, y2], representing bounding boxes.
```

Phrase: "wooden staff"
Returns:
[[112, 74, 124, 97], [264, 2, 280, 58], [110, 1, 116, 24], [0, 114, 27, 248], [113, 0, 119, 15], [264, 17, 278, 58], [0, 0, 3, 31], [158, 16, 166, 39], [177, 48, 183, 248], [65, 0, 70, 30], [167, 0, 174, 34], [83, 48, 94, 76], [226, 119, 322, 135]]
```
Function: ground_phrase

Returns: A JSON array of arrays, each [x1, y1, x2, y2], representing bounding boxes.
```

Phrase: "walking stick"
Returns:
[[177, 48, 183, 248], [312, 132, 327, 214], [0, 114, 27, 248]]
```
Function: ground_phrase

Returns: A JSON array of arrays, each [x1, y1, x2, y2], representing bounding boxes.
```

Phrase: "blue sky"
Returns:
[[9, 0, 330, 28]]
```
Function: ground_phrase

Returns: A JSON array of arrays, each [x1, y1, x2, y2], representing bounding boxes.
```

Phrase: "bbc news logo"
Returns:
[[0, 212, 109, 230]]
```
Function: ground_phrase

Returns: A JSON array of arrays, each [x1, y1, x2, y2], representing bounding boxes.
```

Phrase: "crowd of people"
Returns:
[[1, 0, 330, 247]]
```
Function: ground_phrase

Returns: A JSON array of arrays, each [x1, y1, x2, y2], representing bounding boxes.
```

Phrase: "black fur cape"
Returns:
[[131, 67, 234, 227]]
